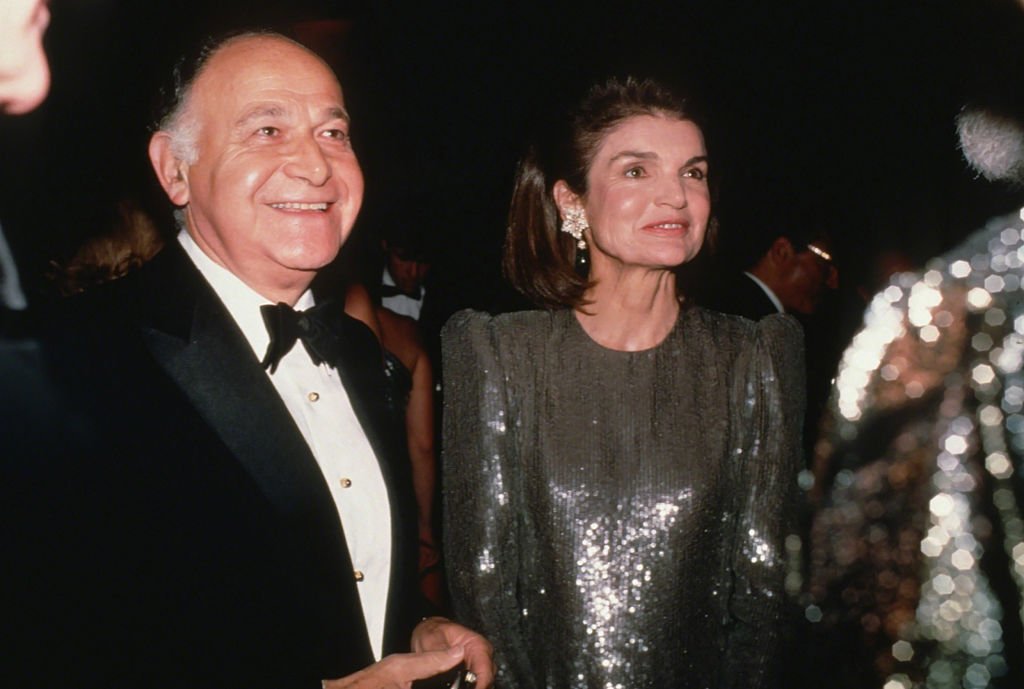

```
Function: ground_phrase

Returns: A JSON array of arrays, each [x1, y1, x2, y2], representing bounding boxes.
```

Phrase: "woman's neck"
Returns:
[[575, 268, 680, 351]]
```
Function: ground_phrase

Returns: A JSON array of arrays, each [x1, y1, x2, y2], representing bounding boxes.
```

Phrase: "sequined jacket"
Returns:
[[810, 210, 1024, 688], [443, 307, 805, 689]]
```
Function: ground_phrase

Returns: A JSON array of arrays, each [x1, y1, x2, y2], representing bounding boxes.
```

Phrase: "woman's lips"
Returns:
[[642, 220, 690, 234]]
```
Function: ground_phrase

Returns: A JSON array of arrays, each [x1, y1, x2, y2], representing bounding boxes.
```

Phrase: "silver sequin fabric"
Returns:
[[442, 306, 805, 689], [809, 209, 1024, 688]]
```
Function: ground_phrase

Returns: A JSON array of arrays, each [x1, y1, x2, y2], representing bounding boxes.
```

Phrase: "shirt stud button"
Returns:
[[353, 570, 365, 582], [340, 478, 352, 488], [308, 391, 320, 402]]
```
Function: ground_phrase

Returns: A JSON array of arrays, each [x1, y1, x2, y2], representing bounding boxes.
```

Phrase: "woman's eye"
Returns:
[[683, 167, 706, 181], [624, 166, 645, 178]]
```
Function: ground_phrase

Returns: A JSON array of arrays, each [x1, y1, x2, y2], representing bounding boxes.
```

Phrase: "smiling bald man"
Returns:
[[4, 29, 492, 689]]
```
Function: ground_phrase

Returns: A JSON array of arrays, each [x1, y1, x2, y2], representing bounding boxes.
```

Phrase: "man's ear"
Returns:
[[767, 236, 795, 266], [148, 132, 190, 207], [552, 180, 582, 222]]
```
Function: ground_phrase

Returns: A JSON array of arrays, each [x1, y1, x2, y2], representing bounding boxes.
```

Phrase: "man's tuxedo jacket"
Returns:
[[700, 272, 781, 321], [4, 243, 420, 688]]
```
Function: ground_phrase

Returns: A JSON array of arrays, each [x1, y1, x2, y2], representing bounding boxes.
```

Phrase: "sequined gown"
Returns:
[[809, 209, 1024, 688], [442, 306, 805, 689]]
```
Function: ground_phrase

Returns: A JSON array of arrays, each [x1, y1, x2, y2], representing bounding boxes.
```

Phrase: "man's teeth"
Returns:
[[652, 223, 684, 228], [270, 202, 328, 211]]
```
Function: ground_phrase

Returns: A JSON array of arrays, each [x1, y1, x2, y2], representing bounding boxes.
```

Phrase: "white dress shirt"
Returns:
[[179, 231, 392, 660], [380, 267, 424, 320], [0, 224, 27, 311]]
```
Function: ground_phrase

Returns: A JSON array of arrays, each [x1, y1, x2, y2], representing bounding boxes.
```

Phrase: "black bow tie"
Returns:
[[380, 284, 423, 300], [259, 300, 344, 373]]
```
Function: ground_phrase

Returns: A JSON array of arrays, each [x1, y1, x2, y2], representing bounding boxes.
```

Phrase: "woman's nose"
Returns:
[[656, 176, 688, 208]]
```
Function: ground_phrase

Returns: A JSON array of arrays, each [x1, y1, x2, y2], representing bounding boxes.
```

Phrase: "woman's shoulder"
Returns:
[[442, 309, 566, 376], [442, 310, 564, 394], [689, 306, 802, 348], [751, 311, 803, 348], [443, 308, 562, 340]]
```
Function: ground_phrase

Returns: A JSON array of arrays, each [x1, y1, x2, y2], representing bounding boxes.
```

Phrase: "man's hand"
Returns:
[[322, 645, 465, 689], [411, 616, 495, 689]]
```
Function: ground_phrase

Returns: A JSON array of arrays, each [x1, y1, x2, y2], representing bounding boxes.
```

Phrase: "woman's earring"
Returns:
[[561, 207, 589, 250]]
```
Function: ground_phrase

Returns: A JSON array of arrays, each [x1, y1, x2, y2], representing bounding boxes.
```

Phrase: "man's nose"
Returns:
[[284, 134, 332, 186], [825, 264, 839, 290]]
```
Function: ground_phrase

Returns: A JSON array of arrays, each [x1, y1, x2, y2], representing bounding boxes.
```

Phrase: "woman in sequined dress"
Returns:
[[442, 77, 805, 689]]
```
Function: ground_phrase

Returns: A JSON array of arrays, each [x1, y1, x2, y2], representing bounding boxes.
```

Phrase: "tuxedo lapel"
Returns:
[[332, 316, 398, 489], [128, 245, 416, 659], [130, 246, 342, 525]]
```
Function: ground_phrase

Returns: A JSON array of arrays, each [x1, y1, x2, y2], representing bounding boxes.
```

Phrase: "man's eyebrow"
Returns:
[[232, 104, 350, 129], [324, 106, 350, 123], [234, 105, 287, 128]]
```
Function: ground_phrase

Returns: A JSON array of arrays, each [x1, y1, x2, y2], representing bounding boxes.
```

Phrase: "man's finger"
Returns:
[[324, 646, 465, 689], [396, 644, 466, 679]]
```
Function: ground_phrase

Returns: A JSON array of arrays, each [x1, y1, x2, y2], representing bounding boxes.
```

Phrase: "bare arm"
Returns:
[[344, 283, 382, 341], [377, 307, 437, 540], [406, 342, 436, 538]]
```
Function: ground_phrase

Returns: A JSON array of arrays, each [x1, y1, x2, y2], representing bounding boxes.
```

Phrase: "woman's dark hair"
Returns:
[[503, 76, 708, 310]]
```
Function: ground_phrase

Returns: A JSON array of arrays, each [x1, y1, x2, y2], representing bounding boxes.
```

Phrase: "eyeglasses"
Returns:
[[805, 243, 833, 264], [804, 241, 839, 288]]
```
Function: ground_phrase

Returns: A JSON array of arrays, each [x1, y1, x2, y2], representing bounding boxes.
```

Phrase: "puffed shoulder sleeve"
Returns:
[[441, 310, 532, 687], [722, 313, 805, 688]]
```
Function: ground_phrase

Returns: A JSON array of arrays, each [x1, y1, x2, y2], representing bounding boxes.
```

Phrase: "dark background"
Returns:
[[3, 0, 1024, 318]]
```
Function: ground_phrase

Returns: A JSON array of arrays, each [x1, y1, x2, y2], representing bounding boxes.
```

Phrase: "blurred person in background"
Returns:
[[806, 102, 1024, 689], [704, 225, 839, 323], [345, 281, 445, 610], [381, 229, 431, 321]]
